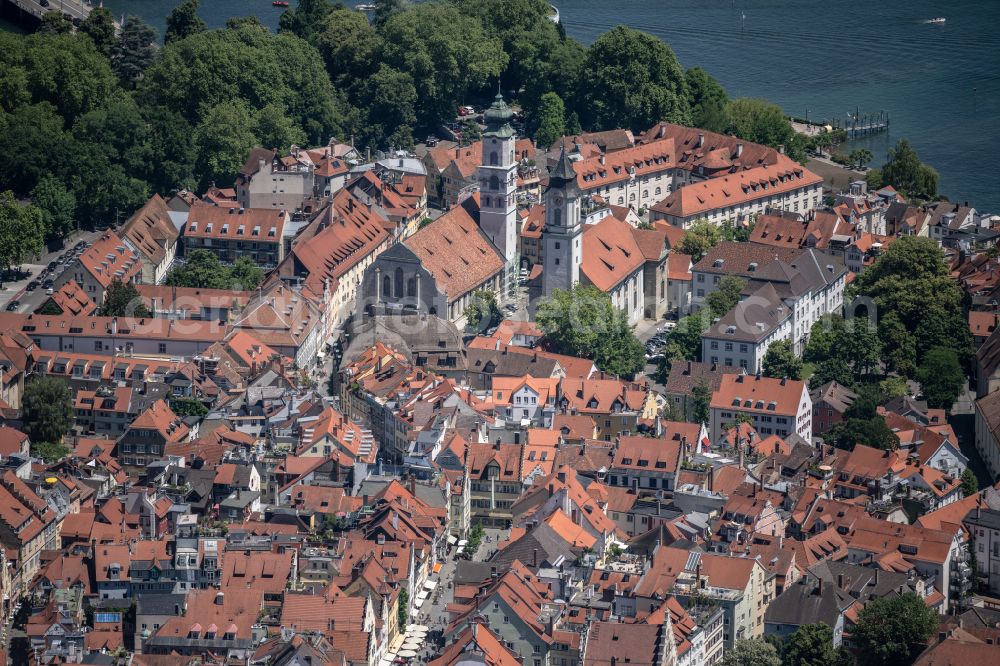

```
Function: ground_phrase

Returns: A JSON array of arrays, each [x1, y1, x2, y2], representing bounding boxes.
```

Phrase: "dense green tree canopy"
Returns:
[[781, 623, 852, 666], [721, 638, 781, 666], [678, 220, 722, 261], [867, 139, 939, 200], [30, 175, 76, 241], [100, 280, 151, 318], [533, 92, 566, 150], [728, 98, 795, 150], [140, 20, 344, 146], [853, 593, 938, 666], [0, 191, 45, 271], [166, 249, 264, 290], [165, 0, 208, 44], [536, 284, 644, 379], [706, 275, 746, 318], [80, 7, 118, 57], [851, 236, 971, 364], [113, 16, 158, 88], [917, 347, 966, 410], [762, 339, 803, 381], [577, 26, 691, 133], [686, 67, 729, 133], [22, 377, 74, 446], [380, 3, 506, 128]]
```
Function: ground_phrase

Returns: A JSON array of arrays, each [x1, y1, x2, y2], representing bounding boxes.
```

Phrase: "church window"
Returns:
[[490, 152, 498, 166], [407, 277, 416, 297], [490, 175, 500, 190], [553, 208, 562, 226], [382, 275, 391, 297], [394, 267, 404, 296]]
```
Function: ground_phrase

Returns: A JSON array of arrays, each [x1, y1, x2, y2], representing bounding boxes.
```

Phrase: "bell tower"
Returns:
[[542, 147, 583, 296], [476, 93, 518, 296]]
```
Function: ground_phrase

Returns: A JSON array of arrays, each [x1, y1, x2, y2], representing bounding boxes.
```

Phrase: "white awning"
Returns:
[[456, 546, 464, 554], [457, 539, 468, 546], [423, 580, 438, 591], [447, 534, 458, 545], [413, 595, 425, 608], [416, 590, 429, 601]]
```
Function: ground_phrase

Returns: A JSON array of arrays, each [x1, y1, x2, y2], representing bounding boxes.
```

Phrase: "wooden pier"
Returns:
[[832, 108, 890, 138]]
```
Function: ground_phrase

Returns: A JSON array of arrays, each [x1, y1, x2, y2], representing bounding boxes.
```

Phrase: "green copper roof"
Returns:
[[483, 93, 515, 138]]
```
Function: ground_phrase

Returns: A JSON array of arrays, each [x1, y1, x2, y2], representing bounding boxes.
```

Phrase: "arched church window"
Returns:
[[490, 152, 498, 166], [394, 267, 404, 297], [553, 208, 562, 226], [407, 277, 416, 297], [382, 275, 391, 297]]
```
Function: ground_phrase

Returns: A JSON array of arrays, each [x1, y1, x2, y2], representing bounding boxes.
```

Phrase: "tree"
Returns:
[[678, 220, 722, 261], [465, 290, 501, 333], [254, 103, 307, 152], [167, 250, 263, 290], [874, 139, 938, 200], [166, 249, 233, 290], [170, 397, 208, 418], [917, 347, 965, 410], [32, 440, 69, 463], [594, 309, 645, 379], [844, 317, 882, 379], [536, 284, 644, 378], [686, 66, 729, 133], [803, 316, 843, 365], [534, 92, 566, 150], [878, 312, 917, 378], [961, 468, 979, 497], [112, 16, 157, 88], [728, 98, 794, 149], [809, 357, 856, 391], [851, 236, 970, 363], [460, 119, 482, 145], [193, 102, 257, 190], [22, 377, 73, 445], [851, 148, 873, 170], [140, 20, 345, 147], [706, 275, 746, 318], [691, 379, 712, 424], [80, 7, 118, 57], [662, 310, 711, 362], [721, 638, 781, 666], [279, 0, 335, 41], [781, 623, 852, 666], [762, 339, 803, 380], [165, 0, 207, 45], [576, 26, 690, 133], [853, 593, 938, 666], [373, 0, 407, 29], [380, 4, 505, 128], [825, 392, 900, 451], [99, 280, 151, 318], [38, 11, 73, 35], [29, 175, 76, 241], [229, 256, 264, 290], [0, 192, 44, 272]]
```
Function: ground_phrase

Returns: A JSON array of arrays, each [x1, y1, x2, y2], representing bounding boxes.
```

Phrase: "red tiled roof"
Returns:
[[403, 198, 504, 299]]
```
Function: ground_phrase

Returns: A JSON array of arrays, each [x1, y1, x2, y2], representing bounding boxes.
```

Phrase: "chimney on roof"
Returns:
[[736, 143, 744, 158], [599, 154, 606, 165], [533, 547, 538, 567], [697, 133, 705, 148]]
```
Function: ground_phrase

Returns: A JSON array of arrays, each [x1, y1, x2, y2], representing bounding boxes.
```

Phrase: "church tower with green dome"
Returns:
[[476, 93, 519, 296]]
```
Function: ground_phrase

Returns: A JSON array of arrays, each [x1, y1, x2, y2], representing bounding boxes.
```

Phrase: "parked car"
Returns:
[[42, 279, 54, 289], [425, 136, 439, 147], [46, 287, 54, 296], [26, 281, 38, 292], [47, 261, 57, 271], [5, 301, 19, 312]]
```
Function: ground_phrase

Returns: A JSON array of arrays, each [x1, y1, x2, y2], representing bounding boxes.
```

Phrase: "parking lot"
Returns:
[[0, 231, 102, 313]]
